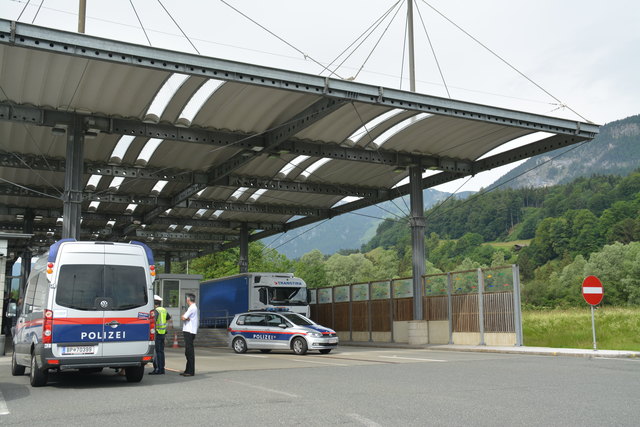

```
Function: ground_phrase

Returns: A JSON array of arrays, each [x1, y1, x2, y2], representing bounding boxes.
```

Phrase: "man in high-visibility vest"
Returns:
[[149, 295, 171, 375]]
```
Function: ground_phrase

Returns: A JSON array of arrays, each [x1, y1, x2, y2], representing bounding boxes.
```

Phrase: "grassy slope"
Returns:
[[522, 307, 640, 351]]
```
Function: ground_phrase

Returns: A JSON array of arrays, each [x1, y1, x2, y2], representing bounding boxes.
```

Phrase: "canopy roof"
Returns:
[[0, 20, 599, 260]]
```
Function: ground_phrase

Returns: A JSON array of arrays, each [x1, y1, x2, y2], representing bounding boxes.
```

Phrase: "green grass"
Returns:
[[482, 239, 531, 249], [523, 307, 640, 351]]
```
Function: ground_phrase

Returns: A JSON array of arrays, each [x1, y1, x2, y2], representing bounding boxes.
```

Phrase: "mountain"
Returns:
[[263, 189, 464, 259], [489, 114, 640, 189]]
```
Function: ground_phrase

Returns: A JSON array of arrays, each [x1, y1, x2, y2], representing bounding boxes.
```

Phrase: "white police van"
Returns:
[[11, 239, 157, 386], [228, 310, 338, 355]]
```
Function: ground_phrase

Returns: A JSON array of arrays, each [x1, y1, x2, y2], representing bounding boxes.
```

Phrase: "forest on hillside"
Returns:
[[172, 169, 640, 308]]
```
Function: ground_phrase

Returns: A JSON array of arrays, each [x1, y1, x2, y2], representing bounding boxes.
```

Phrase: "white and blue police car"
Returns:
[[228, 310, 338, 355]]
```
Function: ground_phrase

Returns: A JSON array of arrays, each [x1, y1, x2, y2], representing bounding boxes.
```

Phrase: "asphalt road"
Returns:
[[1, 346, 639, 426]]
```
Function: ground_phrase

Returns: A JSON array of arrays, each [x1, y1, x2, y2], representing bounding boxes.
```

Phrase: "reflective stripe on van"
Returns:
[[53, 317, 150, 343]]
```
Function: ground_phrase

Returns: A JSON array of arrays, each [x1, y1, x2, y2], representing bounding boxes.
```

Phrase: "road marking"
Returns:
[[239, 354, 268, 358], [379, 355, 447, 362], [227, 380, 299, 398], [291, 358, 348, 366], [346, 413, 381, 427], [0, 389, 9, 415]]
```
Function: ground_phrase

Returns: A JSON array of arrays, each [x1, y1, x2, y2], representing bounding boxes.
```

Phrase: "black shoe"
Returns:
[[181, 373, 193, 377], [148, 371, 160, 375]]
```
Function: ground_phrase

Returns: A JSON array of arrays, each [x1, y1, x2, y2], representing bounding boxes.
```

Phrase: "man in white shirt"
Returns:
[[180, 293, 198, 377]]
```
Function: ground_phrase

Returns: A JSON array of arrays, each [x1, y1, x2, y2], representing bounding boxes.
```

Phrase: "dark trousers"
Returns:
[[153, 334, 166, 373], [183, 332, 196, 375]]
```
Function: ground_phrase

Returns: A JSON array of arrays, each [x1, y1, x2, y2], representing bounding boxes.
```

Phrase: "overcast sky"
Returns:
[[2, 0, 638, 192]]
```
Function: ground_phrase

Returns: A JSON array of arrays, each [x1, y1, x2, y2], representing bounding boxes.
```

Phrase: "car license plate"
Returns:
[[61, 346, 97, 355], [328, 338, 338, 344]]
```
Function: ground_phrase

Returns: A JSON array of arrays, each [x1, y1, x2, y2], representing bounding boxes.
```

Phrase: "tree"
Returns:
[[294, 250, 328, 288], [325, 253, 376, 286]]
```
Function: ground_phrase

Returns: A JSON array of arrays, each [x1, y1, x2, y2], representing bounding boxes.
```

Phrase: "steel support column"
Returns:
[[409, 163, 425, 320], [18, 209, 34, 299], [62, 119, 84, 239], [238, 223, 249, 273], [164, 253, 172, 274]]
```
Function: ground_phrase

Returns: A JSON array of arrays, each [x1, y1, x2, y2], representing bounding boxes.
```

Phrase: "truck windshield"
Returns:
[[268, 287, 308, 305], [56, 264, 148, 310]]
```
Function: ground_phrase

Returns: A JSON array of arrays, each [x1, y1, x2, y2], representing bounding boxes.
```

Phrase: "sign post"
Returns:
[[582, 276, 604, 351]]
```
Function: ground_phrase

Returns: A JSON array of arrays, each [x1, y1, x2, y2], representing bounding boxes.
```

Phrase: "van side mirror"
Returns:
[[6, 302, 17, 317]]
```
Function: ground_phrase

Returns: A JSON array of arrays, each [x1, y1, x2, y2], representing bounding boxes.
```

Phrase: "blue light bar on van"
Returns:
[[48, 238, 76, 262], [129, 240, 155, 266]]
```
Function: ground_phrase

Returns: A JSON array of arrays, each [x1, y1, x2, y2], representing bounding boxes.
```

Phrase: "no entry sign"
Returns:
[[582, 275, 604, 305]]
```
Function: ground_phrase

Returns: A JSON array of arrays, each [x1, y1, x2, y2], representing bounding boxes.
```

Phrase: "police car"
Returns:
[[228, 310, 338, 355]]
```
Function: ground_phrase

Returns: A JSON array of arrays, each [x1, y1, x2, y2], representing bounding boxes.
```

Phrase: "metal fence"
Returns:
[[309, 265, 522, 346]]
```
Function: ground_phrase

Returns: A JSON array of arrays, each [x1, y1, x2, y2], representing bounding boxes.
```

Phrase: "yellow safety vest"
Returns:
[[155, 306, 168, 334]]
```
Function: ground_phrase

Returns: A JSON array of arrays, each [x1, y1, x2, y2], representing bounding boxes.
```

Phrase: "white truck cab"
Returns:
[[12, 239, 157, 386]]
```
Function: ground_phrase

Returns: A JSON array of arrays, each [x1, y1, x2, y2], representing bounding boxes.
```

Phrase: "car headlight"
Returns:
[[308, 332, 322, 338]]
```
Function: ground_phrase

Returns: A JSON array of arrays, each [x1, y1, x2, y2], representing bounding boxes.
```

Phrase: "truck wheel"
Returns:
[[292, 337, 308, 355], [232, 337, 247, 354], [29, 353, 48, 387], [319, 349, 332, 354], [125, 366, 144, 383], [12, 350, 25, 376]]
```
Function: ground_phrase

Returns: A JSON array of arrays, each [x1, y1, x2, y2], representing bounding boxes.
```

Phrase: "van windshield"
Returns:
[[56, 265, 148, 311]]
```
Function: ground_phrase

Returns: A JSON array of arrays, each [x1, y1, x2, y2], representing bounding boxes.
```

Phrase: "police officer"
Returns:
[[149, 295, 171, 375]]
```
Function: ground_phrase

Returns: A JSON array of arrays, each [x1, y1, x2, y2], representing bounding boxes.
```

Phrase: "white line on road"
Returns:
[[379, 355, 447, 362], [226, 380, 299, 398], [0, 389, 9, 415], [291, 358, 348, 366], [239, 354, 268, 358], [346, 413, 382, 427]]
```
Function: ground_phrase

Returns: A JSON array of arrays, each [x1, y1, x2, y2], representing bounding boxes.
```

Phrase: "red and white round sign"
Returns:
[[582, 275, 604, 305]]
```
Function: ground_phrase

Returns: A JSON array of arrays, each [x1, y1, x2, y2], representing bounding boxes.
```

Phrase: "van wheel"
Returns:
[[29, 354, 48, 387], [319, 349, 332, 354], [292, 337, 308, 355], [11, 350, 25, 376], [125, 366, 144, 383], [232, 337, 247, 354]]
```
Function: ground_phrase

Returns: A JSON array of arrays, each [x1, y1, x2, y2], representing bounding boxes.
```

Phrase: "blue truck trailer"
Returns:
[[199, 273, 310, 326]]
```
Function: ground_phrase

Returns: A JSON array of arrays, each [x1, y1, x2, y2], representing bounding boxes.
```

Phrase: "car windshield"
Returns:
[[280, 312, 315, 326], [268, 286, 308, 305], [56, 264, 148, 310]]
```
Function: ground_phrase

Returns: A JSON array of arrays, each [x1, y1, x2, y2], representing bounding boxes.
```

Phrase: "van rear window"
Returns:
[[56, 265, 148, 310]]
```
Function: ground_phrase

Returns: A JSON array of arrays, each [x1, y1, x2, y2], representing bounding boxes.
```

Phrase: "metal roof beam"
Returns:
[[0, 19, 599, 138], [0, 101, 474, 173], [187, 199, 329, 217], [221, 175, 390, 198], [134, 229, 238, 242], [241, 134, 590, 245]]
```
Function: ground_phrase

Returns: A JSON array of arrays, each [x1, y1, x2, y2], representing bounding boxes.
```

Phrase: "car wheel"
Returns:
[[319, 349, 332, 354], [11, 349, 25, 376], [232, 337, 247, 354], [292, 337, 308, 355], [259, 349, 271, 353], [29, 353, 48, 387], [125, 366, 144, 383]]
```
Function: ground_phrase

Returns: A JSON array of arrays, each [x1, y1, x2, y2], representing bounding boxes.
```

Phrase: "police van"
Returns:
[[11, 239, 157, 386]]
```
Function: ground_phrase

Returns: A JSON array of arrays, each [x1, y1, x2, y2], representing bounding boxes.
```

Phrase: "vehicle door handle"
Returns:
[[105, 320, 120, 327]]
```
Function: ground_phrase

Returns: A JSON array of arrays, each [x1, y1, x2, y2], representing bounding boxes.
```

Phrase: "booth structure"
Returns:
[[154, 274, 202, 324]]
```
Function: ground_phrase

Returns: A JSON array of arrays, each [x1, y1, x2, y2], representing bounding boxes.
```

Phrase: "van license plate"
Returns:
[[61, 346, 97, 355]]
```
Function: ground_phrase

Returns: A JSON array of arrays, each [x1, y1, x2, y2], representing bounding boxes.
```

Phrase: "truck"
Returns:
[[199, 273, 310, 327]]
